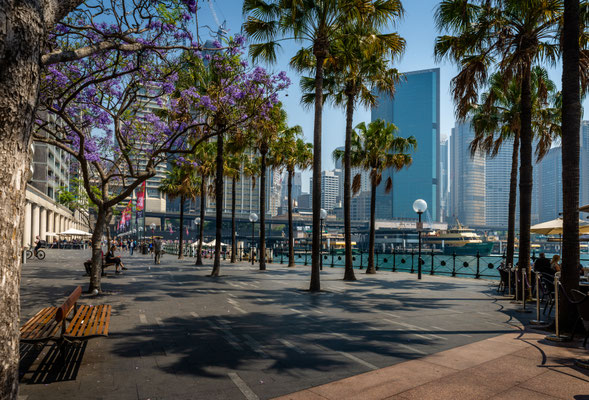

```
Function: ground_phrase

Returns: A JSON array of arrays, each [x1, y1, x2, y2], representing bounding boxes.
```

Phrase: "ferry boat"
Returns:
[[424, 220, 494, 256]]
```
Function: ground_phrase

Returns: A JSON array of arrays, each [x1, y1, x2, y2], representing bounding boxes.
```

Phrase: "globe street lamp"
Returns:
[[193, 217, 201, 239], [319, 208, 327, 271], [249, 212, 258, 265], [413, 199, 427, 280]]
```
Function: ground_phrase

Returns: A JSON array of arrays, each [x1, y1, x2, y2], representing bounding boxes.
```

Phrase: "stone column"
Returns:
[[47, 210, 54, 234], [40, 208, 47, 241], [31, 205, 40, 244], [23, 202, 32, 247]]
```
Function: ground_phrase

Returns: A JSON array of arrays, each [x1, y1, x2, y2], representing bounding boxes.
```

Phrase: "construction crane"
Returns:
[[206, 0, 227, 39]]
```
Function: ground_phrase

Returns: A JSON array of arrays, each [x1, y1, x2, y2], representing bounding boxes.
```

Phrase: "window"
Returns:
[[147, 188, 160, 198]]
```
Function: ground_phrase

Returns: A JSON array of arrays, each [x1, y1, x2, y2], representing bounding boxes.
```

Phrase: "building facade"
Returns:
[[371, 68, 441, 221], [450, 121, 486, 227], [485, 139, 518, 228], [309, 170, 341, 212]]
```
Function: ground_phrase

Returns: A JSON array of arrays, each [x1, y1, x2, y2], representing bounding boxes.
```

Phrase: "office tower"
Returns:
[[333, 146, 371, 202], [309, 170, 340, 211], [450, 121, 486, 227], [534, 147, 562, 222], [371, 68, 440, 221], [485, 139, 518, 228], [439, 136, 449, 222]]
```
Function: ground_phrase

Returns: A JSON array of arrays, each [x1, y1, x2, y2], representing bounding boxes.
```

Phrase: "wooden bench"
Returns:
[[20, 286, 112, 346]]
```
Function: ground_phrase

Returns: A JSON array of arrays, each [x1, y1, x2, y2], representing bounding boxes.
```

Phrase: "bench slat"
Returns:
[[20, 307, 60, 342], [64, 305, 111, 339]]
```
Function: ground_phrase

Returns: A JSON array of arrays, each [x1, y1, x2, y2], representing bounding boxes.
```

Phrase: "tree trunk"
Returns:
[[231, 177, 237, 263], [506, 134, 519, 270], [310, 50, 326, 292], [343, 93, 357, 280], [0, 3, 45, 397], [366, 176, 377, 274], [195, 176, 205, 265], [259, 150, 267, 271], [518, 65, 533, 300], [211, 133, 224, 276], [560, 0, 581, 330], [89, 207, 107, 293], [288, 169, 295, 267], [105, 207, 113, 251], [178, 194, 185, 259]]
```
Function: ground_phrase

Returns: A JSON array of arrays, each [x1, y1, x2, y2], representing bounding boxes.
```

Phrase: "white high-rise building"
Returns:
[[310, 170, 341, 212], [485, 139, 519, 228]]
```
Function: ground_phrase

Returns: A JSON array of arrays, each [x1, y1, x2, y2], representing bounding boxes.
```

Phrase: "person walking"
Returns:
[[154, 237, 162, 265]]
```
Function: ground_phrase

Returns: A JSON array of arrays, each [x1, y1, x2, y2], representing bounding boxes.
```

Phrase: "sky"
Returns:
[[202, 0, 589, 191]]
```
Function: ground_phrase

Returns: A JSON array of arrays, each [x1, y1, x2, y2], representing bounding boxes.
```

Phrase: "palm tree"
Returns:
[[435, 0, 563, 285], [159, 164, 200, 260], [342, 119, 415, 274], [560, 0, 588, 328], [469, 67, 560, 278], [298, 18, 405, 281], [193, 141, 216, 266], [272, 125, 313, 267], [248, 103, 287, 271], [243, 0, 396, 291]]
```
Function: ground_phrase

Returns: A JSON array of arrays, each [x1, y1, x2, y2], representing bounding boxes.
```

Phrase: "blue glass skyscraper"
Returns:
[[371, 68, 441, 221]]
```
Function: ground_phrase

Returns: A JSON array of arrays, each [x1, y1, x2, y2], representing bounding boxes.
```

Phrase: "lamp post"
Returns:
[[193, 217, 201, 240], [320, 208, 327, 271], [413, 199, 427, 280], [249, 212, 258, 265]]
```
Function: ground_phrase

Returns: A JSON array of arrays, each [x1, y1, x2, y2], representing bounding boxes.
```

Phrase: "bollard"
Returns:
[[430, 248, 435, 275], [516, 268, 532, 313], [508, 264, 512, 296], [530, 271, 547, 324], [513, 267, 520, 304], [359, 251, 363, 270], [475, 251, 481, 279], [331, 249, 335, 267], [546, 273, 567, 341], [452, 252, 457, 277], [392, 249, 396, 272], [375, 250, 379, 271]]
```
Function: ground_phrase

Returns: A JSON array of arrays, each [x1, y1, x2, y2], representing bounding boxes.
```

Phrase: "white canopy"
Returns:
[[530, 217, 589, 235], [60, 228, 93, 236], [204, 239, 228, 247], [189, 240, 203, 247]]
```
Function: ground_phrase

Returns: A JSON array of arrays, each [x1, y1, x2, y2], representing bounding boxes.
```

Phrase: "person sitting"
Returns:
[[550, 254, 561, 273], [534, 253, 553, 276], [106, 245, 126, 274]]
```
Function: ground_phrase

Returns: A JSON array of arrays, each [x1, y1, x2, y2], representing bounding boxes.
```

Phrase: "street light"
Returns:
[[413, 199, 427, 280], [320, 208, 327, 271], [249, 212, 258, 265], [194, 216, 201, 239]]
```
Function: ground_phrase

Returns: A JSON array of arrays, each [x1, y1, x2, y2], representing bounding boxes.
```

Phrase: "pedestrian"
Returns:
[[533, 252, 553, 276], [154, 237, 162, 265], [130, 240, 135, 256]]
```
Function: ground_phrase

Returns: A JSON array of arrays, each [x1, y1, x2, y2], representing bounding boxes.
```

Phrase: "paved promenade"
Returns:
[[17, 249, 588, 399]]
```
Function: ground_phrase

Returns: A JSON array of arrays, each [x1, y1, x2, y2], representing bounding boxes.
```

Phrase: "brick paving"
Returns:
[[17, 248, 588, 400]]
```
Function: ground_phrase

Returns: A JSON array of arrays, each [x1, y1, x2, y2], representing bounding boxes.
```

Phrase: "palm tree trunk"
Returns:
[[518, 65, 533, 300], [344, 92, 357, 280], [506, 134, 519, 270], [310, 49, 326, 292], [231, 177, 237, 263], [259, 151, 267, 271], [288, 169, 295, 267], [212, 132, 224, 276], [196, 177, 205, 266], [366, 176, 377, 274], [560, 0, 581, 330], [178, 194, 185, 259]]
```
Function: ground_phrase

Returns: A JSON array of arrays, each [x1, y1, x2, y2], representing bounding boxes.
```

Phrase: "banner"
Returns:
[[136, 181, 146, 219]]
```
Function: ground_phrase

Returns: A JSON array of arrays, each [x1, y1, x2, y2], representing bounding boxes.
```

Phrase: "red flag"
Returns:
[[136, 181, 146, 211]]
